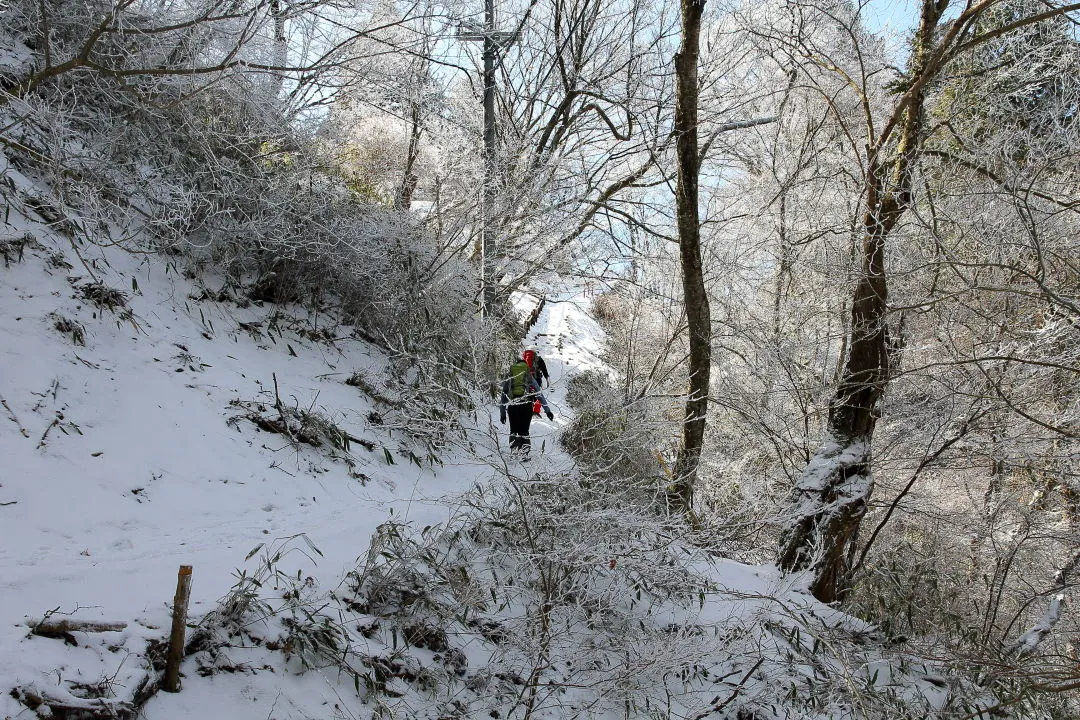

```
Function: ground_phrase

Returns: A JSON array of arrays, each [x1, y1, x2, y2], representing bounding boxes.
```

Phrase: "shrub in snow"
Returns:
[[560, 368, 664, 489], [590, 290, 626, 324], [191, 472, 998, 719], [78, 281, 127, 311], [0, 233, 37, 265], [847, 500, 1080, 719], [50, 312, 85, 345]]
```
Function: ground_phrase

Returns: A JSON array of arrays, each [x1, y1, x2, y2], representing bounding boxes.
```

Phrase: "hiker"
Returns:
[[522, 348, 550, 387], [499, 353, 554, 458]]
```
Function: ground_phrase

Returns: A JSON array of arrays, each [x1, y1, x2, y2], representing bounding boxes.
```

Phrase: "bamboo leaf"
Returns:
[[302, 533, 324, 557]]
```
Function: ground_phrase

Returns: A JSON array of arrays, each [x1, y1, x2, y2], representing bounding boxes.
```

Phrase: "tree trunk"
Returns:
[[268, 0, 288, 100], [669, 0, 710, 513], [777, 0, 944, 603], [31, 619, 128, 638], [398, 97, 423, 210], [776, 163, 904, 603]]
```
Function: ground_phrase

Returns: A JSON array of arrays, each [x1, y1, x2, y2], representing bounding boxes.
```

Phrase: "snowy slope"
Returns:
[[0, 172, 986, 718], [0, 218, 480, 715], [0, 241, 417, 598]]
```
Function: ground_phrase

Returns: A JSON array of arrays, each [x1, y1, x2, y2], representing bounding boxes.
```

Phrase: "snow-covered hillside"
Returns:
[[0, 229, 562, 716]]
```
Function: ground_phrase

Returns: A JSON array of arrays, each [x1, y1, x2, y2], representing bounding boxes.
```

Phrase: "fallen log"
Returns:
[[11, 685, 139, 720], [31, 619, 128, 639]]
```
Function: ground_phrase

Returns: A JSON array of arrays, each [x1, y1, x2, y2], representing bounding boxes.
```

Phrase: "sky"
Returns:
[[864, 0, 918, 34], [863, 0, 918, 63]]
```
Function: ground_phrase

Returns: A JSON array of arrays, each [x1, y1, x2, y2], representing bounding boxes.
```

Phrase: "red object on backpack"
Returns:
[[532, 399, 542, 415], [523, 349, 536, 371]]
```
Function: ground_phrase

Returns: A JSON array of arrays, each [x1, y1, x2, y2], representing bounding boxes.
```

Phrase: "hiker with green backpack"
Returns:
[[499, 352, 554, 458]]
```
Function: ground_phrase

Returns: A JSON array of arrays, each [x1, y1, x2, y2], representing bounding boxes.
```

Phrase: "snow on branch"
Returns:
[[1004, 549, 1080, 658]]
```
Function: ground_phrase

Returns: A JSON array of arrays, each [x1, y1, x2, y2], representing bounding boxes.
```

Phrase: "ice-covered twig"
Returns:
[[1, 394, 30, 437]]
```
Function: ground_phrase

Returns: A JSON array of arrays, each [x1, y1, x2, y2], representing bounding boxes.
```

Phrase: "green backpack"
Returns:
[[509, 360, 531, 398]]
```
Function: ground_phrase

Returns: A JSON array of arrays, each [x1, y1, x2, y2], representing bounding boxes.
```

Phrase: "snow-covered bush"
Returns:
[[559, 368, 665, 489], [0, 0, 490, 401], [187, 483, 716, 716], [190, 470, 1001, 719], [590, 289, 626, 324], [847, 489, 1080, 719], [339, 473, 729, 717]]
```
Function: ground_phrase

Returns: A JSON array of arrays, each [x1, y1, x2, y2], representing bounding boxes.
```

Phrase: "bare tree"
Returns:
[[667, 0, 708, 512], [777, 0, 1080, 603]]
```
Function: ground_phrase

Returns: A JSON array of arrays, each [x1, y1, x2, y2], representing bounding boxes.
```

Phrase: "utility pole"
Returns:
[[459, 0, 516, 319]]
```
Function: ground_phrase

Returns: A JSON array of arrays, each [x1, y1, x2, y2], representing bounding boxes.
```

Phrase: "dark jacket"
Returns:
[[533, 355, 550, 385]]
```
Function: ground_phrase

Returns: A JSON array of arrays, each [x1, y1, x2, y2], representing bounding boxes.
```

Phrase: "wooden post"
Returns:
[[162, 565, 193, 693]]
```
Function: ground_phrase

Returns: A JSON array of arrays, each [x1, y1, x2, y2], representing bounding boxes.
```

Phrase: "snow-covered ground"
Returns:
[[0, 235, 421, 707], [0, 155, 983, 718]]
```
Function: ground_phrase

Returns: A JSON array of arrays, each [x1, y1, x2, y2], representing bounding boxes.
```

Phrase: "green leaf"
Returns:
[[288, 343, 297, 357], [245, 543, 264, 561], [383, 447, 395, 465]]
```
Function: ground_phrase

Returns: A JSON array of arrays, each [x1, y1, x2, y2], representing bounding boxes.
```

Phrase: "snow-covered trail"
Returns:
[[495, 293, 606, 469], [413, 292, 605, 487], [135, 296, 605, 720], [375, 292, 605, 522]]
